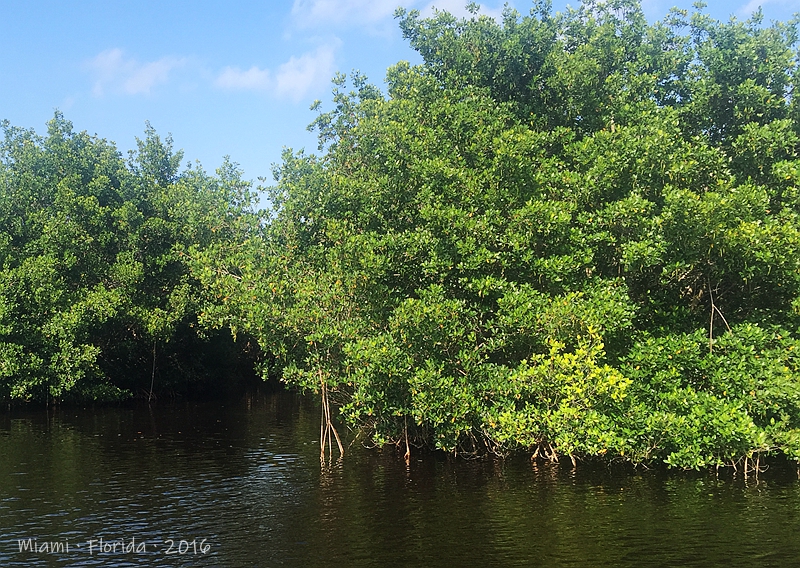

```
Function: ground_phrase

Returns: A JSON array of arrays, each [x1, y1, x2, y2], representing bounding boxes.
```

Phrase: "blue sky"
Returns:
[[1, 0, 798, 186]]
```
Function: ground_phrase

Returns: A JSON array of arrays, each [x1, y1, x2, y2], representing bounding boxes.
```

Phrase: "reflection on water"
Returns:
[[2, 390, 800, 567]]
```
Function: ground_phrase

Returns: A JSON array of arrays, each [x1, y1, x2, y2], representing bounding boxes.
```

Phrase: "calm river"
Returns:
[[2, 389, 800, 567]]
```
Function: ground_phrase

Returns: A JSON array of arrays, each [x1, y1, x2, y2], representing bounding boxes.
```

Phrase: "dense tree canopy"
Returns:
[[5, 0, 800, 470], [0, 114, 258, 403], [194, 0, 800, 469]]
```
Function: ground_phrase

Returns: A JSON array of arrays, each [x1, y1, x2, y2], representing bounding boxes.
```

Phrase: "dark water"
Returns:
[[2, 391, 800, 567]]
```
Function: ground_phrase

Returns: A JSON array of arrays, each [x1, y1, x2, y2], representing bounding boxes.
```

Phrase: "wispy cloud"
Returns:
[[291, 0, 404, 27], [421, 0, 505, 21], [215, 65, 272, 91], [290, 0, 505, 28], [739, 0, 766, 16], [737, 0, 795, 17], [215, 43, 339, 102], [87, 49, 186, 96], [275, 43, 338, 101]]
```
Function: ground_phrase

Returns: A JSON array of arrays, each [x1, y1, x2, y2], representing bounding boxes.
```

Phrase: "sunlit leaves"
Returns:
[[0, 114, 258, 402], [195, 0, 800, 467]]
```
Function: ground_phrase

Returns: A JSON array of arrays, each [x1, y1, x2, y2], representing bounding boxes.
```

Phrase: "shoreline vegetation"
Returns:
[[3, 0, 800, 470]]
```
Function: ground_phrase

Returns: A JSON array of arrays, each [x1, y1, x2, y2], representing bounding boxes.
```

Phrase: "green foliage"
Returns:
[[193, 0, 800, 468], [620, 324, 800, 467], [0, 0, 758, 469], [0, 113, 258, 403]]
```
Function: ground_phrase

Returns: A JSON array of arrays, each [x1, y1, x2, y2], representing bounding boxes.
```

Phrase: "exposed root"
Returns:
[[548, 443, 558, 463], [403, 416, 411, 463], [319, 378, 344, 464], [732, 452, 768, 479]]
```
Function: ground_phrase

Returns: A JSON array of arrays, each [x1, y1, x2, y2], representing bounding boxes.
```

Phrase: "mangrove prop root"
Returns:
[[403, 416, 411, 463], [319, 379, 344, 464]]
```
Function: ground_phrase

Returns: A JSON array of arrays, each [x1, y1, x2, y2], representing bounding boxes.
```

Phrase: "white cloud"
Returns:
[[291, 0, 407, 27], [291, 0, 506, 29], [275, 43, 338, 101], [87, 49, 186, 96], [737, 0, 794, 16], [215, 65, 272, 91], [124, 58, 185, 94], [214, 43, 339, 102], [421, 0, 505, 21]]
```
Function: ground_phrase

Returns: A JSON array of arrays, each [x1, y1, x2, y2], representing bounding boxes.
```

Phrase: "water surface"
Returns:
[[2, 390, 799, 567]]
